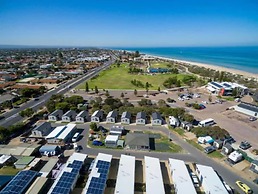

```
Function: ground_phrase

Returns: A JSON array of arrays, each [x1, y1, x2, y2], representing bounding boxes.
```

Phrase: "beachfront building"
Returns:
[[168, 158, 197, 194], [234, 102, 258, 118], [195, 164, 228, 194], [206, 81, 248, 96], [144, 156, 165, 194], [114, 155, 135, 194]]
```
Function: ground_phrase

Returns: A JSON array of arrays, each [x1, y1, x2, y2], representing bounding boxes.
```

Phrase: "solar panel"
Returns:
[[0, 170, 38, 194], [48, 160, 84, 194], [210, 82, 222, 88], [85, 160, 111, 194]]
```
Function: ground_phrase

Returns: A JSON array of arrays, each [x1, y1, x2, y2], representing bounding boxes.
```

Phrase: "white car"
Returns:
[[178, 97, 184, 101], [202, 101, 208, 104]]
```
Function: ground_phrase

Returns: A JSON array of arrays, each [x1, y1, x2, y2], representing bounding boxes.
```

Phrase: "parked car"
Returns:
[[222, 136, 236, 144], [204, 146, 216, 154], [202, 101, 208, 104], [235, 181, 253, 194], [249, 117, 257, 121], [239, 141, 251, 150], [92, 140, 103, 146], [98, 126, 108, 133]]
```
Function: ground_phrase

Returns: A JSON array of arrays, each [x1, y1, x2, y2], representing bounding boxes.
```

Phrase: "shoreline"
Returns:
[[140, 53, 258, 79]]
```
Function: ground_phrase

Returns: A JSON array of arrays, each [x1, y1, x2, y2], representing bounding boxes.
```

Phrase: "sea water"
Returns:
[[114, 46, 258, 74]]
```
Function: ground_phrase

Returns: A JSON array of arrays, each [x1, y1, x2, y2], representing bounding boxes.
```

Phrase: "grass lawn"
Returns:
[[150, 62, 172, 68], [186, 139, 203, 151], [0, 166, 20, 175], [77, 64, 191, 90], [208, 151, 224, 159], [170, 127, 185, 136]]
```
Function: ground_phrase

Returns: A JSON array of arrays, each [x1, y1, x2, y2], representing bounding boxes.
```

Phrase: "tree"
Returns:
[[134, 89, 137, 96], [157, 87, 161, 92], [102, 105, 112, 114], [157, 99, 167, 107], [90, 122, 98, 132], [208, 95, 212, 103], [55, 102, 70, 112], [183, 113, 195, 123], [95, 86, 99, 94], [105, 90, 110, 97], [120, 92, 124, 98], [232, 88, 238, 97], [65, 95, 84, 106], [219, 71, 225, 82], [19, 108, 34, 117], [135, 50, 140, 57], [85, 82, 89, 92]]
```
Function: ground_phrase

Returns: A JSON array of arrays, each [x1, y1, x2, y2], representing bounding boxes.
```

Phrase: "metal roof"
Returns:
[[125, 133, 149, 147], [47, 153, 87, 194], [49, 109, 63, 117], [32, 122, 52, 136], [92, 110, 103, 117], [106, 110, 118, 118], [46, 123, 76, 140], [76, 110, 88, 118], [238, 102, 258, 113], [144, 156, 165, 194], [83, 153, 112, 194], [25, 177, 47, 194], [62, 110, 77, 117], [168, 158, 197, 194], [114, 155, 135, 194], [196, 164, 228, 194], [0, 170, 38, 194], [136, 111, 146, 120], [39, 158, 58, 177], [152, 112, 161, 120], [121, 111, 131, 119]]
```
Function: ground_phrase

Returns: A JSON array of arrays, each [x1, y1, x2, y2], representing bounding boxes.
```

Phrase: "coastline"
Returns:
[[146, 54, 258, 79]]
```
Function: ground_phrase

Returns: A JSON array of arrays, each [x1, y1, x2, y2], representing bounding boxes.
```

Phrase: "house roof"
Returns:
[[63, 110, 77, 117], [92, 110, 103, 117], [238, 102, 258, 113], [32, 122, 52, 136], [107, 110, 118, 118], [136, 112, 146, 120], [121, 111, 131, 119], [152, 112, 161, 120], [125, 133, 149, 147], [14, 156, 35, 166], [0, 94, 15, 104], [76, 110, 88, 118], [223, 143, 233, 150], [49, 109, 63, 117]]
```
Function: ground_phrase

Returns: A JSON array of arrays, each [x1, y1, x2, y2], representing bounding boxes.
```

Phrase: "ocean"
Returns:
[[113, 46, 258, 74]]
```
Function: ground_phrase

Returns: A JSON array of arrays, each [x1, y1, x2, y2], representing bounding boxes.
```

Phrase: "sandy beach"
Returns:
[[149, 55, 258, 79]]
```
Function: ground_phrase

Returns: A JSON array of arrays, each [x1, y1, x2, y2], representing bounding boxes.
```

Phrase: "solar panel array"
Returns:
[[0, 170, 37, 194], [210, 82, 222, 88], [50, 160, 83, 194], [86, 160, 111, 194]]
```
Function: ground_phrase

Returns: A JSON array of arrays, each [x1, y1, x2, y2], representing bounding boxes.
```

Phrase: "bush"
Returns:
[[90, 123, 98, 132], [192, 126, 230, 139]]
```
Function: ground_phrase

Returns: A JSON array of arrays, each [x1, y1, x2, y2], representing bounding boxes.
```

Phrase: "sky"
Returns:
[[0, 0, 258, 47]]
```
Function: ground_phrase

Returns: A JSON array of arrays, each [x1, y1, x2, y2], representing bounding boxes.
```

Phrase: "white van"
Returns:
[[72, 132, 80, 142], [198, 118, 215, 127]]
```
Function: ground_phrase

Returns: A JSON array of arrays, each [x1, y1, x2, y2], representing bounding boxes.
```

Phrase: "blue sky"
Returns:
[[0, 0, 258, 47]]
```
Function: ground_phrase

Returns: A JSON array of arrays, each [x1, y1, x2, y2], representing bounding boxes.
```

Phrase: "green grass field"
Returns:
[[150, 61, 172, 68], [78, 64, 190, 90], [0, 166, 20, 175]]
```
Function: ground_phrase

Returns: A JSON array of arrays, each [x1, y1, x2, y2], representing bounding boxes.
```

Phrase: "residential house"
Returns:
[[136, 112, 146, 125], [76, 110, 89, 123], [121, 111, 131, 124], [181, 121, 193, 131], [169, 116, 180, 128], [48, 110, 63, 121], [62, 110, 77, 122], [39, 145, 61, 156], [91, 110, 104, 123], [221, 143, 234, 155], [106, 110, 118, 123], [105, 135, 119, 148], [151, 112, 162, 126], [31, 122, 52, 138], [0, 155, 17, 167], [213, 140, 223, 149], [125, 133, 149, 150]]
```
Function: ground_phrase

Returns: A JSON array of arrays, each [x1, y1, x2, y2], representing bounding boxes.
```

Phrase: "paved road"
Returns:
[[61, 123, 258, 194], [0, 59, 114, 128]]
